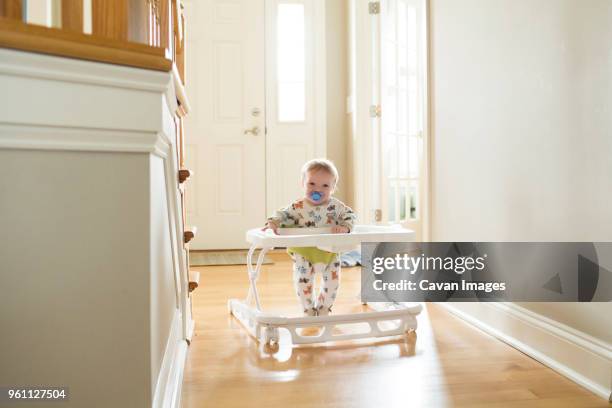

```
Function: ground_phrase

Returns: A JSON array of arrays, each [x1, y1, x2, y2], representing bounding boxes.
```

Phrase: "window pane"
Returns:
[[399, 46, 408, 88], [277, 3, 305, 121], [388, 181, 397, 221], [398, 0, 407, 46], [408, 87, 418, 134], [385, 141, 398, 178], [409, 181, 418, 219], [384, 0, 397, 40], [278, 83, 305, 122], [384, 42, 397, 88], [408, 6, 417, 51], [398, 136, 408, 177], [386, 87, 398, 133], [409, 136, 420, 178], [399, 182, 407, 221], [398, 89, 407, 133]]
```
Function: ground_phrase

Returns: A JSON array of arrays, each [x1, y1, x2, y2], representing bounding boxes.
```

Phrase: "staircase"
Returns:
[[0, 2, 197, 407]]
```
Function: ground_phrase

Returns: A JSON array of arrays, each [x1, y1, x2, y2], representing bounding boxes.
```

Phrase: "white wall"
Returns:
[[0, 150, 183, 407], [0, 48, 189, 407], [430, 0, 612, 398], [431, 0, 612, 242], [149, 155, 179, 397], [0, 150, 152, 407]]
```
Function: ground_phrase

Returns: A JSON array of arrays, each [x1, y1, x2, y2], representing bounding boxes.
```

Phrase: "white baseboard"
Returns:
[[153, 311, 189, 408], [439, 302, 612, 401]]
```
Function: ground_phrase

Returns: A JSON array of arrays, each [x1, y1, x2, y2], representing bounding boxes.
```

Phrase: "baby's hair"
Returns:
[[301, 158, 339, 186]]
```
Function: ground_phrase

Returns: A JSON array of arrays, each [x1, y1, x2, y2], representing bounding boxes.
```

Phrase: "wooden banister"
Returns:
[[0, 0, 23, 20], [0, 18, 172, 71], [92, 0, 128, 41], [61, 0, 83, 32], [1, 0, 185, 85], [159, 0, 170, 50], [127, 0, 148, 44]]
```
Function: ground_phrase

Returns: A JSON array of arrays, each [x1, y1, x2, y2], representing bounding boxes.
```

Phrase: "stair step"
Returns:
[[188, 270, 200, 293], [178, 168, 192, 184], [184, 226, 198, 244]]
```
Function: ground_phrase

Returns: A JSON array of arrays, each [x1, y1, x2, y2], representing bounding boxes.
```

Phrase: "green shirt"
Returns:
[[287, 246, 338, 264]]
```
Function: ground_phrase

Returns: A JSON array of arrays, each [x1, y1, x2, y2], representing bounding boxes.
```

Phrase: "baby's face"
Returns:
[[303, 169, 335, 205]]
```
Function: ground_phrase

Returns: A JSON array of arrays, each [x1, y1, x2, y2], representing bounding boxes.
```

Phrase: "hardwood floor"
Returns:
[[182, 252, 609, 408]]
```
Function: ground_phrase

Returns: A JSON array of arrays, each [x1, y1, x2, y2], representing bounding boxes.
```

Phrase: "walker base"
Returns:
[[229, 298, 422, 345]]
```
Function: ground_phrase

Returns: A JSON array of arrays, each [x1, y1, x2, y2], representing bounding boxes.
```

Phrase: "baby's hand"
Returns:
[[261, 221, 279, 235], [331, 225, 349, 234]]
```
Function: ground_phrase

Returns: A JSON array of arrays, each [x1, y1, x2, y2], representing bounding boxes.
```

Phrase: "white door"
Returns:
[[379, 0, 428, 240], [352, 0, 429, 240], [265, 0, 326, 215], [183, 0, 266, 249]]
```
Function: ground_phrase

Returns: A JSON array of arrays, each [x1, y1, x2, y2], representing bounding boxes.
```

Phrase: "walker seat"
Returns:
[[228, 225, 423, 347]]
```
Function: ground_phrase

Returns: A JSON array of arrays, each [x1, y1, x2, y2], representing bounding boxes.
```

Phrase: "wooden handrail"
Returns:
[[0, 18, 172, 71], [0, 0, 184, 79]]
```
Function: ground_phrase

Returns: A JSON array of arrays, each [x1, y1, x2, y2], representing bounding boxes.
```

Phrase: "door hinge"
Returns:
[[374, 209, 382, 222], [369, 1, 380, 14], [369, 104, 381, 118]]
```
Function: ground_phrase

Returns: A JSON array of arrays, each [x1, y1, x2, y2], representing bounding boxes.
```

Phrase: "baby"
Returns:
[[264, 159, 356, 316]]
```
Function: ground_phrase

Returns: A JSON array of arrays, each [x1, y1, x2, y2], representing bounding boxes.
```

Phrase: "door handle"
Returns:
[[244, 126, 260, 136]]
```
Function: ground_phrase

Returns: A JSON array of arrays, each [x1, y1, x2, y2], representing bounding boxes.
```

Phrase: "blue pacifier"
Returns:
[[310, 191, 322, 202]]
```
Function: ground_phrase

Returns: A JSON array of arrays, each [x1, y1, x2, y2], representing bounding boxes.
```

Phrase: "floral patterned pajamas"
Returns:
[[267, 196, 355, 315], [291, 253, 341, 315]]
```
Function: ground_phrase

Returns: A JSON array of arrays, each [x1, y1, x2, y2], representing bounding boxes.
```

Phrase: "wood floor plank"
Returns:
[[181, 253, 609, 408]]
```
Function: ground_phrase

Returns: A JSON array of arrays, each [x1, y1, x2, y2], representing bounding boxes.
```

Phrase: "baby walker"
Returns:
[[228, 225, 423, 347]]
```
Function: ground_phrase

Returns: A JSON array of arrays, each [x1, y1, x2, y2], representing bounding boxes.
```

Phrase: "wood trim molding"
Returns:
[[151, 310, 188, 408], [0, 18, 172, 71], [0, 48, 172, 93], [0, 123, 170, 156]]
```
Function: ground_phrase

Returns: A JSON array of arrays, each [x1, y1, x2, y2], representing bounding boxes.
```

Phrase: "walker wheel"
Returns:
[[262, 326, 279, 344], [263, 341, 280, 354]]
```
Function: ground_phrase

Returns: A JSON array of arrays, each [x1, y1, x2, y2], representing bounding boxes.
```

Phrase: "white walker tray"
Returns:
[[228, 224, 423, 347]]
